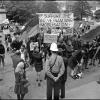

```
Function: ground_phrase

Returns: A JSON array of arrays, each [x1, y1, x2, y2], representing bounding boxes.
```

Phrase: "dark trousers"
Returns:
[[17, 94, 25, 100], [0, 55, 5, 67], [47, 76, 60, 100], [60, 81, 65, 98]]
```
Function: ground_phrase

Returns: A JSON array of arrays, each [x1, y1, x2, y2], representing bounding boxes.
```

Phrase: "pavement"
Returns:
[[66, 81, 100, 99]]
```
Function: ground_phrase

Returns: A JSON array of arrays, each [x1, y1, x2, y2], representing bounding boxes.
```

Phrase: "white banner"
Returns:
[[39, 13, 74, 28]]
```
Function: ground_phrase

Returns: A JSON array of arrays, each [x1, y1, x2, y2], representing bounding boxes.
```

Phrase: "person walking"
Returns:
[[32, 46, 43, 86], [45, 43, 65, 100], [0, 40, 5, 69], [14, 60, 29, 100]]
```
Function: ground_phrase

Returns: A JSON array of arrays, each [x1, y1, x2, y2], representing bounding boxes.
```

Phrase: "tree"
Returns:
[[3, 1, 59, 24], [72, 0, 92, 20], [3, 1, 39, 24], [38, 1, 60, 13]]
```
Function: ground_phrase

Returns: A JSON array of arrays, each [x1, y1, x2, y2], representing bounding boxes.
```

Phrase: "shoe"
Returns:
[[40, 79, 42, 82], [60, 95, 65, 99], [36, 79, 38, 82], [85, 67, 89, 69], [0, 79, 3, 81], [89, 63, 92, 65], [38, 83, 41, 87], [97, 81, 100, 84]]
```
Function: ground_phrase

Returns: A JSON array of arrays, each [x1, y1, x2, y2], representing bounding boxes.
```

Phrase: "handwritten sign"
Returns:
[[38, 13, 74, 28], [30, 42, 38, 51], [3, 29, 10, 35], [51, 29, 61, 34], [44, 34, 58, 43]]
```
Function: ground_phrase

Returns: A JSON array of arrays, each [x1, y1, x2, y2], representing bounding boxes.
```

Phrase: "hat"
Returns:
[[50, 43, 58, 52]]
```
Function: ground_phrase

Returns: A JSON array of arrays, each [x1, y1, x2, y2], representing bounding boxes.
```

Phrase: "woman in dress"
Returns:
[[14, 60, 29, 100], [32, 46, 43, 86]]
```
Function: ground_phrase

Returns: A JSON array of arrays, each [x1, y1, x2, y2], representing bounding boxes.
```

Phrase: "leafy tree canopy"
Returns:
[[72, 0, 92, 20]]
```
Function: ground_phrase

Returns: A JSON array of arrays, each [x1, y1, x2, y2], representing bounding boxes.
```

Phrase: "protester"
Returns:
[[14, 60, 29, 100], [45, 42, 65, 100], [0, 40, 5, 69], [68, 49, 83, 79], [20, 45, 28, 61], [32, 46, 43, 86], [11, 50, 22, 73], [57, 39, 68, 99]]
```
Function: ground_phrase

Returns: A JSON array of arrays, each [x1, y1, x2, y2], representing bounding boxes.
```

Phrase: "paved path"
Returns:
[[66, 81, 100, 99]]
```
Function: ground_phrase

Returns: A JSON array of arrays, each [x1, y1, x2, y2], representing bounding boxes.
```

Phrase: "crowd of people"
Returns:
[[1, 25, 100, 99]]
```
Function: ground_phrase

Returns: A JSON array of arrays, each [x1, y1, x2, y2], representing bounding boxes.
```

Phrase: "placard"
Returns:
[[38, 13, 74, 28], [3, 29, 10, 35], [51, 29, 62, 34], [30, 42, 38, 51], [44, 34, 58, 43]]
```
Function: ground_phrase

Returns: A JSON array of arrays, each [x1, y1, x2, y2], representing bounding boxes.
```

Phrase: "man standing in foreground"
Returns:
[[45, 43, 65, 100]]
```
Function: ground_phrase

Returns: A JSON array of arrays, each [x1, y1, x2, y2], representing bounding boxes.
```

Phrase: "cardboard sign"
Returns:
[[66, 28, 73, 35], [51, 29, 62, 34], [3, 29, 10, 35], [38, 13, 74, 28], [44, 34, 58, 43], [30, 42, 38, 51]]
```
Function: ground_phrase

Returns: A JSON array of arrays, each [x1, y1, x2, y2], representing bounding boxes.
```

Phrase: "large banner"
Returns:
[[44, 34, 58, 43], [39, 13, 74, 28]]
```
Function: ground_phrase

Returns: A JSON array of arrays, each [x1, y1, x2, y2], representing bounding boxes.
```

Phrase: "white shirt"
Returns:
[[20, 50, 25, 61]]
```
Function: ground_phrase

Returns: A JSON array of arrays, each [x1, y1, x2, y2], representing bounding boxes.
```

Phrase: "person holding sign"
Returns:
[[32, 46, 43, 86]]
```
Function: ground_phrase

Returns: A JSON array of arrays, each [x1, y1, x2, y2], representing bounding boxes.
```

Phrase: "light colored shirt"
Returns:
[[45, 53, 65, 79]]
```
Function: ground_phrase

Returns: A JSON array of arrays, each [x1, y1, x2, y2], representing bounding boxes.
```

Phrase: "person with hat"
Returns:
[[45, 42, 65, 100]]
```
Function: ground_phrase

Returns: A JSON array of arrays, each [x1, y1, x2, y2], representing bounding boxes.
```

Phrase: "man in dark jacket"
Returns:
[[57, 40, 68, 99], [0, 40, 5, 68]]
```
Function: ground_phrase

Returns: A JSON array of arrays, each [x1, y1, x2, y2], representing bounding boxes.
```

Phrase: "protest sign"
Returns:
[[3, 29, 10, 35], [44, 34, 58, 43], [65, 28, 73, 35], [38, 13, 74, 28], [30, 42, 38, 51], [51, 29, 61, 34]]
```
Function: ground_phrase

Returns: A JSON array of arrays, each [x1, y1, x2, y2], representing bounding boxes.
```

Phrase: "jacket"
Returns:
[[32, 51, 43, 67], [0, 44, 5, 54], [45, 53, 65, 80]]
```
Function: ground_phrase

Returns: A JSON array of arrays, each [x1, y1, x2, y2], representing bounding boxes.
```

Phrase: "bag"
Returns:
[[45, 56, 57, 80], [21, 79, 30, 94], [23, 79, 30, 87], [24, 61, 29, 69]]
